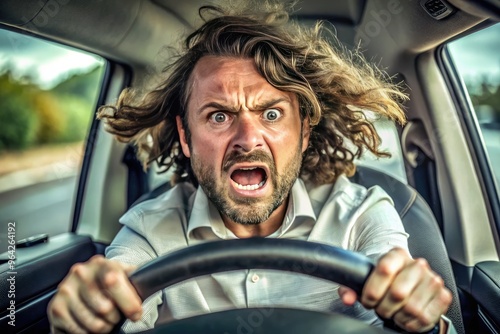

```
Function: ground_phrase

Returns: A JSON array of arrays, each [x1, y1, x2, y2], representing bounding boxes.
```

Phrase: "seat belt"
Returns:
[[122, 145, 150, 208], [402, 120, 444, 232]]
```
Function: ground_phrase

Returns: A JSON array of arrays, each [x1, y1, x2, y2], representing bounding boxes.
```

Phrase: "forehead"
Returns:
[[186, 56, 296, 109], [190, 56, 260, 88]]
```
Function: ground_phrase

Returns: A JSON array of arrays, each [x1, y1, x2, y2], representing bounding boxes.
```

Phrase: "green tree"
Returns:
[[0, 72, 39, 151]]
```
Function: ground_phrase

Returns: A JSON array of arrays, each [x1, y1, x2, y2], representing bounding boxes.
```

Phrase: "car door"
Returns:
[[444, 23, 500, 333], [407, 21, 500, 334], [0, 28, 107, 333]]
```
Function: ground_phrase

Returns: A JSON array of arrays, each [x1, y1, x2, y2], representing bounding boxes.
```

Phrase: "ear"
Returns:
[[176, 115, 191, 158], [301, 117, 311, 153]]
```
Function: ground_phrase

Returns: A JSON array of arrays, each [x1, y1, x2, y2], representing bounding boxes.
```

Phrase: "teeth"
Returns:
[[234, 180, 266, 191]]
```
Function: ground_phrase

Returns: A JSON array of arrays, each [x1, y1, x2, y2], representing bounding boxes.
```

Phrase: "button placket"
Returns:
[[251, 273, 260, 283], [246, 270, 262, 308]]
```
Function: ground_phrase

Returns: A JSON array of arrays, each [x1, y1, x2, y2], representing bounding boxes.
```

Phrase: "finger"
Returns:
[[98, 265, 143, 321], [80, 285, 121, 325], [119, 261, 138, 275], [403, 318, 447, 334], [395, 274, 452, 332], [69, 295, 114, 334], [361, 248, 412, 308], [68, 259, 121, 326], [374, 258, 427, 319], [391, 263, 437, 326], [338, 286, 358, 306], [48, 294, 87, 334]]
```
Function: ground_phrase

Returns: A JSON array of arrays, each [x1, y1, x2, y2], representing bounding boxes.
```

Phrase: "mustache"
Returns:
[[223, 150, 274, 172]]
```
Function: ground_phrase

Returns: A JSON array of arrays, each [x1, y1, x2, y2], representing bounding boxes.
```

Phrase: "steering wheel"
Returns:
[[115, 238, 395, 333]]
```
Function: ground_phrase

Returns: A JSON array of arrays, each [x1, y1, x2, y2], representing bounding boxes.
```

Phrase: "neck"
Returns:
[[221, 199, 289, 238]]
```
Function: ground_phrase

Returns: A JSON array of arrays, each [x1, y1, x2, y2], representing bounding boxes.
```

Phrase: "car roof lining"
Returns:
[[0, 0, 494, 69]]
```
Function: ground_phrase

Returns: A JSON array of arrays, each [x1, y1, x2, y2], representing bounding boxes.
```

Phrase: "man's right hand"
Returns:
[[47, 255, 142, 333]]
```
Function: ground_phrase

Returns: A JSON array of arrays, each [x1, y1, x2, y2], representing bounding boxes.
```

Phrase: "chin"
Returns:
[[224, 200, 280, 226]]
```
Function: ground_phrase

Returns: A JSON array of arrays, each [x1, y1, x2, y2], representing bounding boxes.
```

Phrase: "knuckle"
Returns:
[[388, 286, 406, 303], [404, 321, 421, 333], [90, 254, 106, 263], [48, 299, 65, 319], [402, 302, 419, 317], [70, 263, 87, 279], [362, 296, 380, 308], [362, 288, 379, 304], [50, 306, 63, 319], [414, 258, 430, 270], [376, 306, 392, 319], [441, 288, 453, 307], [94, 300, 114, 316], [417, 312, 434, 327], [107, 309, 121, 324], [57, 284, 73, 297], [376, 260, 397, 277], [430, 274, 444, 289], [101, 270, 120, 289]]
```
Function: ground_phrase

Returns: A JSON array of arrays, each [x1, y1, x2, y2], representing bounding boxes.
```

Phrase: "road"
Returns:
[[0, 176, 76, 242]]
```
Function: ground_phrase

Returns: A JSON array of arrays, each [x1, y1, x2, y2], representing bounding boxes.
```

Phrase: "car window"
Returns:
[[447, 23, 500, 197], [0, 29, 106, 241]]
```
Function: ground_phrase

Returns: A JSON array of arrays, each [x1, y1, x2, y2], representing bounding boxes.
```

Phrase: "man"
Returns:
[[48, 2, 454, 333]]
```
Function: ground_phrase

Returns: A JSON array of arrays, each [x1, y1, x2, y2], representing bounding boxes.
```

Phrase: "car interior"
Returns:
[[0, 0, 499, 333]]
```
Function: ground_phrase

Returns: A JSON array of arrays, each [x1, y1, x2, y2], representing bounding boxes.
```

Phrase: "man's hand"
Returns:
[[48, 255, 142, 334], [339, 248, 452, 333]]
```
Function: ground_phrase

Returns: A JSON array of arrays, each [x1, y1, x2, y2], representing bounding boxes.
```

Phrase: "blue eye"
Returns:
[[211, 112, 227, 123], [263, 109, 282, 121]]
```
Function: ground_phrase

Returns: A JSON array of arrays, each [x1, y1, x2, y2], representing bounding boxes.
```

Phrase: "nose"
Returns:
[[231, 114, 265, 153]]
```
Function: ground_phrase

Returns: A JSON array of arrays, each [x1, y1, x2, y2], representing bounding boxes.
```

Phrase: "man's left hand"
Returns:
[[339, 248, 452, 333]]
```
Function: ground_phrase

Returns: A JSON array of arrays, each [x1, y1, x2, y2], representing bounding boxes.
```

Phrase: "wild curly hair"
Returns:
[[98, 0, 407, 187]]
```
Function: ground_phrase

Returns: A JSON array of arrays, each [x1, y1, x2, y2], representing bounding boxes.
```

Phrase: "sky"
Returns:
[[0, 23, 498, 89], [448, 23, 500, 86], [0, 29, 103, 89]]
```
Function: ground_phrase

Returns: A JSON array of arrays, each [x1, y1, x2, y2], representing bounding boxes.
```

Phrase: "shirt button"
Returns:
[[251, 274, 259, 283]]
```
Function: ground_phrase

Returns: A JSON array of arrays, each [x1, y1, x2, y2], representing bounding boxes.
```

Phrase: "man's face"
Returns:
[[176, 56, 310, 226]]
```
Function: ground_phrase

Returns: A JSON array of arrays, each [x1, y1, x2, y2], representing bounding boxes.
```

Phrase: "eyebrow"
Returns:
[[197, 97, 292, 114]]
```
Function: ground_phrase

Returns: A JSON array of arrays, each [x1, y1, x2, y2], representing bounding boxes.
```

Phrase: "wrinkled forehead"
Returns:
[[193, 56, 256, 78], [185, 56, 298, 113], [190, 56, 257, 92]]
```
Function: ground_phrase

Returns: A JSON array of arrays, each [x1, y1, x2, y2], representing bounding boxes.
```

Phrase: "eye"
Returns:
[[262, 108, 282, 121], [210, 112, 228, 123]]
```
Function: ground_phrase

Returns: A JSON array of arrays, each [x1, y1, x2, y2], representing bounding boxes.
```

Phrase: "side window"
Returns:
[[0, 29, 106, 241], [447, 23, 500, 195]]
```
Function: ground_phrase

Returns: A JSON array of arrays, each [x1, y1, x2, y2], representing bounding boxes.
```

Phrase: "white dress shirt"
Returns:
[[106, 175, 410, 332]]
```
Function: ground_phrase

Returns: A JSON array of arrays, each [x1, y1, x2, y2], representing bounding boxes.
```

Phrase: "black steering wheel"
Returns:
[[116, 238, 395, 333]]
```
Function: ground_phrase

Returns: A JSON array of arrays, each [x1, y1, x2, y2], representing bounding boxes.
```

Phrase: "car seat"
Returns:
[[351, 165, 465, 333]]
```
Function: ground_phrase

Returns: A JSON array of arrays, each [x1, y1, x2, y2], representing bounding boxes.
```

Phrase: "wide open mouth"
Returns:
[[230, 167, 268, 190]]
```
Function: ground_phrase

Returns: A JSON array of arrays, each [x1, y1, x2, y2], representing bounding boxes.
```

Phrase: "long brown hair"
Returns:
[[98, 1, 407, 186]]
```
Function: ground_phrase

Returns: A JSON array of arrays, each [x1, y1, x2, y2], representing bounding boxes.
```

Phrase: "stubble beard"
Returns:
[[191, 142, 304, 226]]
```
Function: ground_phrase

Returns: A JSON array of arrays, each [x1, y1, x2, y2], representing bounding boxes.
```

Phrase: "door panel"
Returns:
[[471, 261, 500, 333], [0, 233, 96, 333]]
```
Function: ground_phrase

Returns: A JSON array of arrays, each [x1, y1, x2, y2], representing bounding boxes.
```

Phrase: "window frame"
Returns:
[[437, 21, 500, 245], [0, 23, 113, 235], [71, 62, 112, 232]]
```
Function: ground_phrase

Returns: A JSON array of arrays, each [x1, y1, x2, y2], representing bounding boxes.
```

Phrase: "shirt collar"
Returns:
[[187, 178, 316, 241]]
